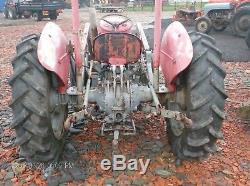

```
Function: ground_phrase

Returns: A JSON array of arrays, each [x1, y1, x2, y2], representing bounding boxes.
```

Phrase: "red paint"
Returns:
[[235, 0, 250, 7], [71, 0, 81, 69], [38, 22, 70, 93], [153, 0, 162, 67], [93, 33, 142, 65], [160, 21, 193, 92]]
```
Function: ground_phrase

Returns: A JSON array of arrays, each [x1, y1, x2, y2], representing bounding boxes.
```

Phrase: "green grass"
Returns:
[[127, 2, 207, 12]]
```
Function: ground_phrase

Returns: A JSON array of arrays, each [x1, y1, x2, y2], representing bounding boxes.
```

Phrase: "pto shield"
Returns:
[[160, 21, 193, 92], [38, 22, 70, 92]]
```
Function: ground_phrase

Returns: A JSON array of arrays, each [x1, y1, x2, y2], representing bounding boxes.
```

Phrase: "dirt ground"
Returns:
[[0, 9, 250, 186]]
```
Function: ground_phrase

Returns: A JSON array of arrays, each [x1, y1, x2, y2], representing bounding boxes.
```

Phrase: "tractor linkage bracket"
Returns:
[[112, 130, 120, 155], [101, 119, 136, 136], [160, 108, 192, 128], [64, 109, 92, 130]]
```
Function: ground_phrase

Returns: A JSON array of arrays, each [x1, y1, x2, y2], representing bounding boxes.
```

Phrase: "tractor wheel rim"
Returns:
[[198, 21, 208, 32], [238, 15, 250, 31]]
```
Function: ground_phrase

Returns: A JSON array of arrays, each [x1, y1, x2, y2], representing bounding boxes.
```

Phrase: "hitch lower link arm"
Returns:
[[149, 83, 193, 128], [144, 50, 192, 128], [147, 75, 192, 127], [64, 61, 94, 130], [160, 109, 193, 128]]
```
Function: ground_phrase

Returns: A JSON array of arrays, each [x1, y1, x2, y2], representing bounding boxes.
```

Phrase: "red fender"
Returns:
[[160, 21, 193, 92], [38, 22, 70, 93]]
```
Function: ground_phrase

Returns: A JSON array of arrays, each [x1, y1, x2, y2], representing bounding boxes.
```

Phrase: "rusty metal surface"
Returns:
[[71, 0, 81, 68], [173, 9, 202, 25], [37, 22, 70, 93], [153, 0, 162, 68], [93, 33, 142, 65]]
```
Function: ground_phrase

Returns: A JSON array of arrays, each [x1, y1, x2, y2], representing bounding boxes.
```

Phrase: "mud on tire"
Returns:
[[9, 34, 65, 162], [167, 31, 227, 160]]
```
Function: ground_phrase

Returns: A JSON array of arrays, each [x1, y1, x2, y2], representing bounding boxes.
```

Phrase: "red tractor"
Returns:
[[9, 0, 227, 164]]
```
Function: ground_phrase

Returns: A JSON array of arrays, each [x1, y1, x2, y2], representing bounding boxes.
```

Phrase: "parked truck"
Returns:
[[4, 0, 65, 21]]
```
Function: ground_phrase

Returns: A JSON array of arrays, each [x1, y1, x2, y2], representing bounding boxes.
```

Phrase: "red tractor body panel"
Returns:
[[160, 21, 193, 92], [38, 22, 70, 93], [93, 33, 142, 65]]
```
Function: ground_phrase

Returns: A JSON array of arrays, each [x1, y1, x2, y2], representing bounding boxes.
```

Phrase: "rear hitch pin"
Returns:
[[112, 130, 120, 156], [112, 130, 120, 171]]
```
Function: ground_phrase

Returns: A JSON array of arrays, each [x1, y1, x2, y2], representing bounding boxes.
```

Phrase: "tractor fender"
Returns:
[[38, 22, 70, 93], [160, 21, 193, 92]]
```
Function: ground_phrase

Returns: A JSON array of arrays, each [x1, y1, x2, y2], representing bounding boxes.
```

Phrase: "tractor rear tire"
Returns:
[[195, 16, 212, 34], [49, 11, 58, 20], [23, 12, 32, 19], [33, 12, 42, 21], [4, 9, 9, 19], [8, 8, 17, 19], [232, 7, 250, 37], [167, 31, 227, 160], [9, 34, 66, 162], [212, 22, 227, 32]]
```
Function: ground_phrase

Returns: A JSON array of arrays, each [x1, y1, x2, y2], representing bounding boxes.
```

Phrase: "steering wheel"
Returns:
[[100, 17, 132, 30], [100, 18, 116, 29], [116, 18, 131, 27]]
